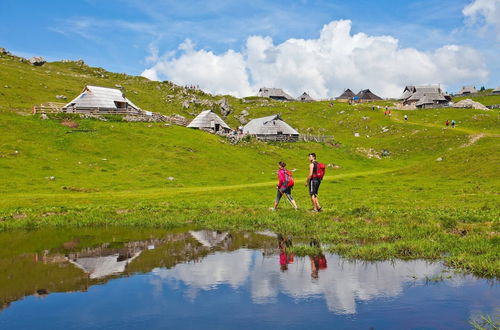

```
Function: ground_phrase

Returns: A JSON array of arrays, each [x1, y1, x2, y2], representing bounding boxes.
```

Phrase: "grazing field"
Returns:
[[0, 54, 499, 277]]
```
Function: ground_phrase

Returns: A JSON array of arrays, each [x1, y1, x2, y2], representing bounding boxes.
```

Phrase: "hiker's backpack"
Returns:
[[284, 170, 295, 188], [314, 162, 326, 180]]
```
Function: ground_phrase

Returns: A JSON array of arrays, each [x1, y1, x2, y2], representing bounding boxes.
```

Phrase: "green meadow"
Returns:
[[0, 51, 499, 277]]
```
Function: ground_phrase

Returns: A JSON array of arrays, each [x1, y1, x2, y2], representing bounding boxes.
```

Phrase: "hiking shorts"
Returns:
[[309, 179, 321, 196], [276, 186, 294, 203]]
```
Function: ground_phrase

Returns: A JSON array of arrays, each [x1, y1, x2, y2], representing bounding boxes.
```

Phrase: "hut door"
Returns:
[[215, 124, 220, 131]]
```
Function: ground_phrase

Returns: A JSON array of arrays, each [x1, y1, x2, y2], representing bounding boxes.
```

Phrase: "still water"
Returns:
[[0, 228, 498, 329]]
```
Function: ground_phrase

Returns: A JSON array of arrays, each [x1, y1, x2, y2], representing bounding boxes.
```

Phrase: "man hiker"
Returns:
[[404, 114, 408, 121], [271, 161, 298, 211], [305, 153, 325, 212], [451, 119, 456, 128], [445, 119, 450, 127]]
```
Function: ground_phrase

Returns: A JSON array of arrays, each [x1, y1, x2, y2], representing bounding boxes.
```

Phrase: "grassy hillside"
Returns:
[[452, 89, 500, 106], [0, 51, 499, 277]]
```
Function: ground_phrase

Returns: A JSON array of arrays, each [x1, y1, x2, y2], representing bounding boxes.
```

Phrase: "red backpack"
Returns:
[[284, 170, 295, 188], [313, 162, 326, 180]]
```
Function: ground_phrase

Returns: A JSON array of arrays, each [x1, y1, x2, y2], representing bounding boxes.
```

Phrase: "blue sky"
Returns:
[[1, 0, 498, 97]]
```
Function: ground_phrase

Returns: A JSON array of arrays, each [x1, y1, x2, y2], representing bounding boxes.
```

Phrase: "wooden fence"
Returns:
[[32, 102, 66, 114], [299, 135, 335, 143]]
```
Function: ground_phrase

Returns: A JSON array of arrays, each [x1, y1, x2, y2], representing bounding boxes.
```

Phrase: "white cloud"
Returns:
[[142, 20, 488, 98], [463, 0, 500, 39]]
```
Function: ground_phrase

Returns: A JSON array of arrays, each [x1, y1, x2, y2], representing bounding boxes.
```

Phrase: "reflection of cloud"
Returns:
[[152, 250, 450, 314], [153, 249, 253, 290]]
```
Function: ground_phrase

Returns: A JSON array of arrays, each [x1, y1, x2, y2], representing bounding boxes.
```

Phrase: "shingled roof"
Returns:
[[297, 92, 314, 102], [243, 114, 299, 136], [64, 85, 141, 111], [258, 87, 294, 101], [457, 85, 477, 95], [336, 88, 355, 100], [356, 89, 382, 101], [187, 110, 230, 131], [401, 85, 448, 103]]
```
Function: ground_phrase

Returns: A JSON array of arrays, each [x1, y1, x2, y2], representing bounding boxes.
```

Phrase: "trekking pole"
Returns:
[[278, 187, 295, 208]]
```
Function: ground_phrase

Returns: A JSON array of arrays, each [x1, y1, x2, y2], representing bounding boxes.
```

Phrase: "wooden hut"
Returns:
[[297, 92, 314, 102], [335, 89, 355, 102], [63, 85, 142, 114], [187, 110, 231, 133], [457, 85, 477, 96], [243, 114, 299, 142], [355, 89, 383, 102], [257, 87, 294, 101], [399, 85, 450, 107]]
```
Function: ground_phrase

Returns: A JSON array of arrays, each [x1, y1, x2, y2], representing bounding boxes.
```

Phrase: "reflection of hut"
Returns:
[[67, 252, 141, 279], [400, 85, 450, 108], [355, 89, 382, 102], [457, 85, 477, 95], [187, 110, 231, 133], [189, 230, 232, 249], [335, 88, 355, 102], [257, 87, 294, 101], [63, 85, 142, 114], [492, 86, 500, 95], [297, 92, 314, 102], [243, 114, 299, 142]]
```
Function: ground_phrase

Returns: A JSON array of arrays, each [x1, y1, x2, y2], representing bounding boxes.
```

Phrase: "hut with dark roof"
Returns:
[[257, 87, 294, 101], [242, 114, 299, 142], [399, 85, 450, 108], [355, 89, 383, 102], [297, 92, 314, 102], [457, 85, 477, 96], [187, 110, 231, 133], [63, 85, 142, 114], [335, 89, 355, 102], [492, 86, 500, 94]]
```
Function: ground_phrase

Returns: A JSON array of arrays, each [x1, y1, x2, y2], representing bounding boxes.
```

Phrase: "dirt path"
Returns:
[[460, 133, 486, 148], [0, 168, 395, 207]]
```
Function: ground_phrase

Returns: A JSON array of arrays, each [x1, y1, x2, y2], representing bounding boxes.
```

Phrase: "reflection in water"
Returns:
[[151, 234, 453, 314], [0, 228, 498, 329]]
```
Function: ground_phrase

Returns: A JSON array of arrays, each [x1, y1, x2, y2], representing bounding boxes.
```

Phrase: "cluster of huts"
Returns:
[[187, 110, 299, 142], [258, 87, 384, 103], [51, 82, 499, 143], [258, 87, 314, 102]]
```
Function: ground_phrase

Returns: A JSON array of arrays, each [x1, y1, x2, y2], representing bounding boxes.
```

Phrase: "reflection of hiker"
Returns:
[[445, 119, 450, 127], [278, 234, 294, 272], [451, 120, 456, 128], [272, 161, 298, 211], [309, 239, 327, 279], [306, 153, 325, 212], [404, 114, 408, 121]]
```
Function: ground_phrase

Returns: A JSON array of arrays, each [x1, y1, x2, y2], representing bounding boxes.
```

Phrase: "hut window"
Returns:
[[277, 131, 283, 135], [114, 101, 127, 109]]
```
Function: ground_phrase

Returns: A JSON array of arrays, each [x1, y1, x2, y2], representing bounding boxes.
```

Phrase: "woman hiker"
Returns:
[[271, 161, 298, 211]]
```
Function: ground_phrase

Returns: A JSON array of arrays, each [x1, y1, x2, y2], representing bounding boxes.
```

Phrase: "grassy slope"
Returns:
[[0, 53, 499, 277], [452, 89, 500, 106]]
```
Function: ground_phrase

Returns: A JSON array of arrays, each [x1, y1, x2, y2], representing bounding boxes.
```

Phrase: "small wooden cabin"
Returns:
[[297, 92, 314, 102], [399, 85, 450, 107], [456, 85, 477, 96], [63, 85, 142, 114], [355, 89, 383, 102], [335, 88, 355, 102], [187, 110, 231, 133], [258, 87, 294, 101], [243, 114, 299, 142]]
